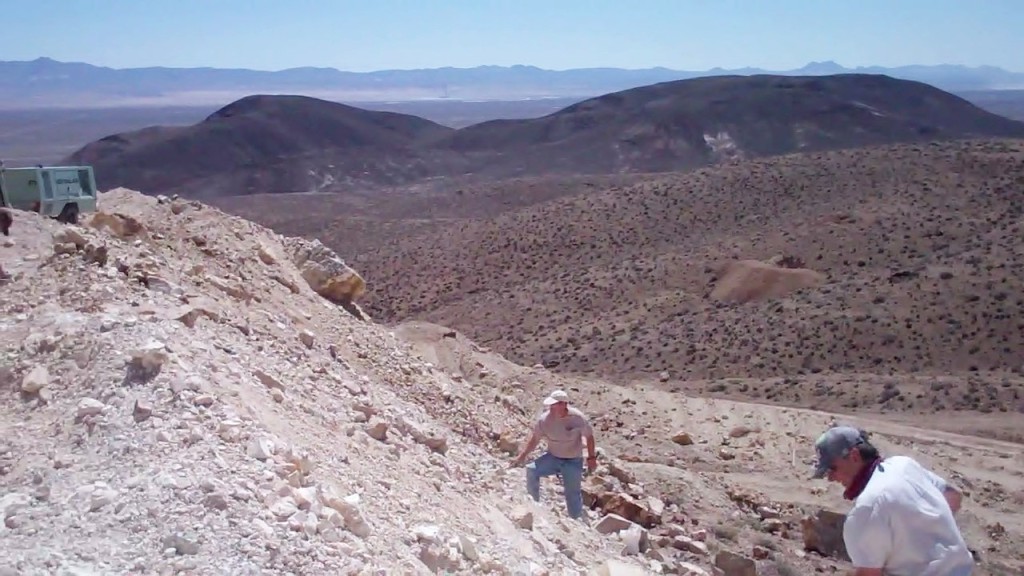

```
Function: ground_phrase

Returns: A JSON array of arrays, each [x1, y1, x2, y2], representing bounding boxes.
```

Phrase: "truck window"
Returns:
[[78, 169, 94, 197], [41, 173, 54, 199]]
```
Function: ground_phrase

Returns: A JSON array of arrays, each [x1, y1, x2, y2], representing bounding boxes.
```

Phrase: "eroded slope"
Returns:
[[360, 139, 1024, 418]]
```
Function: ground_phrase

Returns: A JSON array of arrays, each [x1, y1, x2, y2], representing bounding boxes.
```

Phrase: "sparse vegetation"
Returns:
[[771, 560, 801, 576], [233, 140, 1024, 426], [713, 524, 739, 542]]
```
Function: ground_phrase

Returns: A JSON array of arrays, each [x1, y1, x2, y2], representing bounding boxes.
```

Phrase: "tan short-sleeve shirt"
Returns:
[[534, 406, 593, 459]]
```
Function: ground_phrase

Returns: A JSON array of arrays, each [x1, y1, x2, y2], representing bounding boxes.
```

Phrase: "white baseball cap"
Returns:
[[543, 390, 570, 405]]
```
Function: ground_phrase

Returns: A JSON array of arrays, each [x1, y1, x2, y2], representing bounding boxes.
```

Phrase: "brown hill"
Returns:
[[439, 74, 1024, 177], [65, 75, 1024, 198], [66, 94, 458, 199], [350, 139, 1024, 421]]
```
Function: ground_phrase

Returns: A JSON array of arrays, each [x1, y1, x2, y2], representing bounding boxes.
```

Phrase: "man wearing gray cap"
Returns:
[[511, 389, 598, 520], [812, 425, 974, 576]]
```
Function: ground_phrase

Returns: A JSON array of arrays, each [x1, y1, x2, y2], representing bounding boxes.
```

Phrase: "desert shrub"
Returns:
[[713, 524, 738, 541]]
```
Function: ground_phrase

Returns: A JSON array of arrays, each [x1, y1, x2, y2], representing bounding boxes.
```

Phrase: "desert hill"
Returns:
[[352, 139, 1024, 426], [65, 74, 1024, 197], [66, 94, 459, 199], [437, 74, 1024, 176], [1, 190, 1022, 575]]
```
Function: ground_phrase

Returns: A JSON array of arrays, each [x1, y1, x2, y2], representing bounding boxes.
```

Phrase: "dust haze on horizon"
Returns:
[[1, 0, 1022, 73]]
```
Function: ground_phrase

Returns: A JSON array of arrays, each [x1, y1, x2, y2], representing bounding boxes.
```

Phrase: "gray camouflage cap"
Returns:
[[812, 425, 869, 479]]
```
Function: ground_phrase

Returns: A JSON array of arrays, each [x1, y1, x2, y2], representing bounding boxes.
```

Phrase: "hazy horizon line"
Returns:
[[12, 56, 1024, 75]]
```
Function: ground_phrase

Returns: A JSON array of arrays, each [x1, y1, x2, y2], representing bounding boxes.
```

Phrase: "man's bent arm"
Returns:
[[515, 431, 541, 463], [943, 486, 963, 515], [584, 432, 596, 458], [922, 464, 964, 515]]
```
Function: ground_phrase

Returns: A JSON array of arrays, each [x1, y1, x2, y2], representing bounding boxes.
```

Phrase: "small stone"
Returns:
[[595, 513, 635, 535], [497, 431, 520, 455], [671, 431, 694, 446], [256, 244, 277, 265], [0, 492, 31, 520], [801, 509, 849, 560], [413, 524, 441, 544], [729, 425, 757, 439], [292, 486, 317, 510], [76, 398, 105, 420], [511, 506, 534, 530], [129, 343, 169, 376], [458, 534, 479, 561], [253, 369, 285, 391], [714, 550, 756, 576], [270, 497, 298, 520], [398, 417, 449, 454], [133, 399, 153, 422], [248, 437, 274, 461], [21, 365, 49, 394], [299, 330, 315, 349], [672, 535, 709, 556], [321, 489, 372, 538], [366, 418, 388, 441], [203, 493, 230, 511], [162, 534, 200, 556], [54, 242, 77, 255], [88, 486, 118, 512], [193, 394, 215, 407], [252, 518, 274, 538]]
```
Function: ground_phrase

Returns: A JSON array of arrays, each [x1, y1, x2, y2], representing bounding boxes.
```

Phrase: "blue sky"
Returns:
[[1, 0, 1021, 72]]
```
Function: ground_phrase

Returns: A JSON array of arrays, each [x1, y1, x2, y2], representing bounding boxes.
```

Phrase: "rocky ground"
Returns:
[[0, 192, 631, 575], [1, 190, 1021, 575], [395, 321, 1024, 576]]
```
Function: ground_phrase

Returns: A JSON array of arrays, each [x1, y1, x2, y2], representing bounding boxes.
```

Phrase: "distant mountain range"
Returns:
[[65, 74, 1024, 198], [4, 57, 1024, 109]]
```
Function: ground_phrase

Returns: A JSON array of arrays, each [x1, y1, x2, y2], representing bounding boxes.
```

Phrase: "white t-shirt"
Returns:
[[843, 455, 974, 576]]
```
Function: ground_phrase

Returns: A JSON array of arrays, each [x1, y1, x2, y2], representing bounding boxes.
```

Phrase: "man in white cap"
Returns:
[[811, 425, 974, 576], [511, 389, 597, 520]]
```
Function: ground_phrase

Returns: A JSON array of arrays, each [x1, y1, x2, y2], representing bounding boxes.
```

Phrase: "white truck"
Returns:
[[0, 164, 98, 224]]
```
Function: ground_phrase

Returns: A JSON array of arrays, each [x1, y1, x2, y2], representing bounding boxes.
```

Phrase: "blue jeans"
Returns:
[[526, 452, 584, 519]]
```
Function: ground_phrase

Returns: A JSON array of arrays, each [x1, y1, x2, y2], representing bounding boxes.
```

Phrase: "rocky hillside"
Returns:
[[1, 189, 1022, 575], [355, 139, 1024, 420], [65, 74, 1024, 198], [0, 191, 623, 575]]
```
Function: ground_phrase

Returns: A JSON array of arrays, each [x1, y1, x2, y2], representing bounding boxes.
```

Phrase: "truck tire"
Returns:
[[57, 203, 79, 225]]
